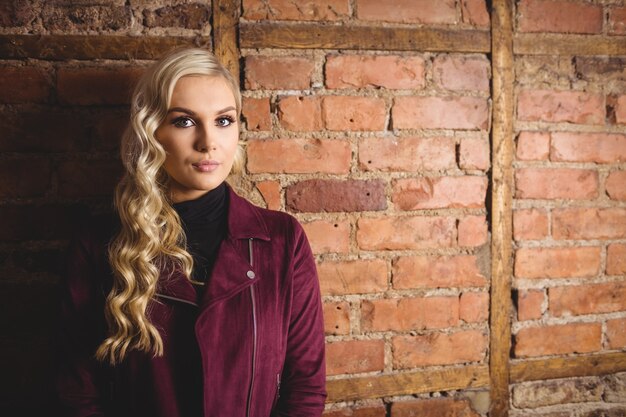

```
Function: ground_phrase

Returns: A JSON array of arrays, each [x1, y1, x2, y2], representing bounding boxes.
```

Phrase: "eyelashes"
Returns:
[[171, 115, 236, 128]]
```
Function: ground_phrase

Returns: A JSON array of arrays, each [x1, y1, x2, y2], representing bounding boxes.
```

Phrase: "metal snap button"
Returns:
[[247, 270, 255, 279]]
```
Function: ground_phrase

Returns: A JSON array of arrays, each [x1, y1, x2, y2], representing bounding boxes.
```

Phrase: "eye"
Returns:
[[216, 116, 235, 127], [172, 116, 195, 128]]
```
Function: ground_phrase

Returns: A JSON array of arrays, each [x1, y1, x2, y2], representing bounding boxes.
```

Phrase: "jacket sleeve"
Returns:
[[273, 218, 327, 416], [57, 220, 109, 417]]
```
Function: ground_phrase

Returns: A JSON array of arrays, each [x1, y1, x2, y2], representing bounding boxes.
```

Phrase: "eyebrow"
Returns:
[[167, 106, 237, 116]]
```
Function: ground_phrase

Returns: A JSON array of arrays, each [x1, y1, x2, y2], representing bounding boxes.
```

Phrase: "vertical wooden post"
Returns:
[[490, 0, 515, 416], [212, 0, 241, 80]]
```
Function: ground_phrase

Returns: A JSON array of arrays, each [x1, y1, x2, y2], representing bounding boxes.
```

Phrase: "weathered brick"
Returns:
[[286, 179, 386, 213], [325, 55, 426, 89], [0, 204, 84, 241], [393, 96, 489, 130], [392, 176, 487, 210], [277, 96, 322, 131], [513, 208, 549, 241], [255, 180, 281, 210], [356, 0, 457, 24], [357, 216, 456, 251], [57, 66, 144, 105], [512, 378, 603, 408], [432, 55, 490, 92], [514, 323, 602, 357], [359, 137, 456, 172], [517, 290, 544, 321], [392, 398, 480, 417], [517, 0, 603, 34], [243, 0, 350, 21], [574, 57, 626, 82], [514, 247, 601, 279], [247, 138, 351, 174], [549, 282, 626, 317], [143, 3, 209, 29], [323, 301, 350, 335], [609, 94, 626, 125], [461, 0, 490, 27], [91, 109, 129, 151], [460, 292, 489, 323], [606, 171, 626, 201], [318, 259, 388, 295], [0, 159, 52, 198], [607, 244, 626, 275], [458, 215, 488, 247], [361, 296, 459, 331], [515, 168, 598, 200], [0, 0, 37, 27], [242, 97, 271, 131], [517, 90, 604, 124], [323, 96, 387, 131], [516, 132, 550, 161], [516, 56, 575, 89], [607, 318, 626, 349], [326, 339, 384, 375], [0, 66, 52, 104], [57, 159, 122, 197], [552, 208, 626, 240], [43, 4, 131, 32], [393, 330, 487, 368], [550, 132, 626, 163], [301, 220, 350, 254], [608, 6, 626, 35], [459, 137, 490, 170], [244, 56, 314, 90], [393, 254, 488, 289], [324, 405, 386, 417]]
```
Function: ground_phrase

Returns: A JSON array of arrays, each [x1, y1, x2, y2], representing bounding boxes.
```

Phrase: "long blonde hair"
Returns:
[[96, 48, 243, 365]]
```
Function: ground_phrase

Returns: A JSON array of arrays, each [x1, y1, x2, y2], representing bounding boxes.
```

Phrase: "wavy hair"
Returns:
[[96, 48, 243, 365]]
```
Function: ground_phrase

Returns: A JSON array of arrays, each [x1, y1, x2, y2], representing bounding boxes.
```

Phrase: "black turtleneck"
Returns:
[[172, 182, 228, 287]]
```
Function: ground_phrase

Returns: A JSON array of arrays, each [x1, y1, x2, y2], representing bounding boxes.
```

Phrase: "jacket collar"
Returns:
[[225, 183, 270, 242]]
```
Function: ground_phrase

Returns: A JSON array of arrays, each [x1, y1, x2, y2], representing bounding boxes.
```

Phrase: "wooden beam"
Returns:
[[489, 1, 515, 416], [0, 35, 199, 60], [514, 33, 626, 56], [212, 0, 241, 80], [326, 365, 489, 403], [511, 352, 626, 383], [240, 22, 490, 52]]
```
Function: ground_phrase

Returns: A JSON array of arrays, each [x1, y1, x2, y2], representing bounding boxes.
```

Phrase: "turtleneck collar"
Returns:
[[172, 182, 227, 228]]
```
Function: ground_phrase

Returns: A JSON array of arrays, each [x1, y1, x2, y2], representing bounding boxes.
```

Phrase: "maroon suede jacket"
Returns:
[[57, 186, 326, 417]]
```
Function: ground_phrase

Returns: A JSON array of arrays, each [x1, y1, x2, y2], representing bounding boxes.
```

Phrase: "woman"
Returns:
[[57, 48, 326, 417]]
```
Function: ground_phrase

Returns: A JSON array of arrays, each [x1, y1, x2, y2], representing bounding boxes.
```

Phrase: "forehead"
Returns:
[[169, 75, 236, 108]]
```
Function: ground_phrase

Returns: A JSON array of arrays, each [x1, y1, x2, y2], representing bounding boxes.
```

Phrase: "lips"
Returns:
[[192, 160, 220, 173]]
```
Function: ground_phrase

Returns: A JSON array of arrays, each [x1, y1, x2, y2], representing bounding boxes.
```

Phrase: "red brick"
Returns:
[[392, 176, 487, 210], [514, 323, 602, 357], [57, 159, 122, 198], [242, 97, 271, 131], [359, 137, 456, 172], [515, 168, 598, 200], [243, 0, 349, 21], [516, 132, 550, 161], [244, 56, 314, 90], [607, 318, 626, 349], [517, 90, 604, 124], [323, 96, 387, 131], [0, 204, 84, 241], [0, 159, 52, 198], [514, 247, 601, 279], [611, 95, 626, 125], [143, 3, 209, 29], [361, 296, 459, 331], [607, 244, 626, 275], [302, 220, 350, 254], [0, 0, 37, 27], [517, 290, 544, 321], [606, 171, 626, 201], [286, 180, 386, 213], [392, 398, 480, 417], [517, 0, 603, 34], [393, 330, 487, 368], [357, 216, 456, 251], [356, 0, 457, 24], [432, 55, 490, 92], [393, 96, 489, 130], [324, 406, 386, 417], [247, 138, 351, 174], [324, 301, 350, 335], [277, 96, 322, 131], [461, 0, 490, 27], [91, 109, 128, 151], [325, 55, 426, 89], [255, 180, 281, 210], [0, 66, 52, 103], [460, 292, 489, 323], [608, 6, 626, 35], [43, 4, 131, 32], [459, 137, 490, 170], [550, 132, 626, 163], [549, 282, 626, 317], [318, 259, 388, 295], [57, 66, 143, 105], [458, 215, 488, 247], [552, 208, 626, 240], [393, 254, 488, 289], [326, 339, 384, 375], [514, 208, 549, 241]]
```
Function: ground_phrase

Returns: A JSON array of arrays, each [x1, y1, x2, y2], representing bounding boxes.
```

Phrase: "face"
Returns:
[[155, 75, 239, 203]]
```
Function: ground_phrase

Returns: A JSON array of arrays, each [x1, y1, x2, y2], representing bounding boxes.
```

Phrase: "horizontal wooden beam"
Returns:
[[240, 22, 491, 52], [326, 365, 489, 403], [511, 352, 626, 383], [0, 35, 203, 60], [514, 33, 626, 56]]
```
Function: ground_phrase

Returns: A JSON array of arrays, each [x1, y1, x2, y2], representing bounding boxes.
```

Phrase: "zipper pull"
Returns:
[[276, 373, 281, 399]]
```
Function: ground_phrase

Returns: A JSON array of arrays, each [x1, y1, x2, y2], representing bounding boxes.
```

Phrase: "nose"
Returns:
[[194, 126, 216, 153]]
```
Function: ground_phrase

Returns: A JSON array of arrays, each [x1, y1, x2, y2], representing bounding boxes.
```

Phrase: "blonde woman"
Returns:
[[58, 48, 326, 417]]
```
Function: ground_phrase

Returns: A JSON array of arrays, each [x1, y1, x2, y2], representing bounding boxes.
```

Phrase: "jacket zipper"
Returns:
[[154, 293, 198, 307], [246, 238, 257, 417]]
